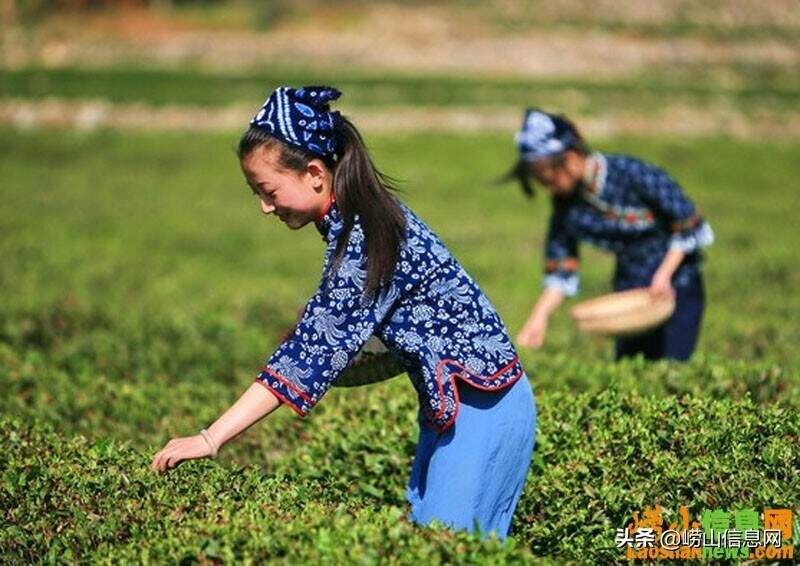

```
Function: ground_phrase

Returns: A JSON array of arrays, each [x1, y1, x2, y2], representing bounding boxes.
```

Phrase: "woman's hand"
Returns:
[[650, 248, 684, 297], [151, 434, 213, 472], [150, 384, 283, 474], [517, 288, 565, 349], [517, 316, 548, 349], [649, 269, 675, 298]]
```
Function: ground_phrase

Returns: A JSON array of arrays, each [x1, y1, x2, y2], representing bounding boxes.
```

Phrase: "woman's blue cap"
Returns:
[[250, 86, 342, 158], [515, 109, 575, 162]]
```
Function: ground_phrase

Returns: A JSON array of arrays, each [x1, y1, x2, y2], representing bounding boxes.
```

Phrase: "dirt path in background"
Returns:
[[4, 97, 800, 139], [3, 4, 799, 78], [4, 4, 798, 137]]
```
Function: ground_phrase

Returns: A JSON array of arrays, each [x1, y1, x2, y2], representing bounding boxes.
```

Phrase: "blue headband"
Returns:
[[515, 109, 575, 162], [250, 86, 342, 158]]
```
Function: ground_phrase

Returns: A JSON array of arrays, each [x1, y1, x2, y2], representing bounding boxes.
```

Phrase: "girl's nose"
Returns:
[[260, 199, 275, 215]]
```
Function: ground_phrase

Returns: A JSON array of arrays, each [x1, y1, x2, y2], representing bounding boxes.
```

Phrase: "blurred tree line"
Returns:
[[1, 0, 441, 30], [9, 0, 224, 10], [6, 0, 225, 19], [3, 0, 242, 24], [1, 0, 395, 27]]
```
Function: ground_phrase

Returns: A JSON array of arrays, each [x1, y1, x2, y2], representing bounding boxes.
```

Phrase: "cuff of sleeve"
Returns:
[[543, 273, 580, 297], [255, 367, 314, 417], [669, 222, 715, 253]]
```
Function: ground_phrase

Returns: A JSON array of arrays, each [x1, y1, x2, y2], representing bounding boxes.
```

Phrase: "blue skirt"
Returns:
[[406, 375, 537, 540]]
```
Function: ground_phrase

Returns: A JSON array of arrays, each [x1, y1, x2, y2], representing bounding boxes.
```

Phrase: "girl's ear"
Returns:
[[564, 149, 586, 177], [306, 159, 329, 191]]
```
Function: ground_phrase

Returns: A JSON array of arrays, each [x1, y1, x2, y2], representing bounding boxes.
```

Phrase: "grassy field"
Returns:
[[2, 126, 799, 562], [2, 65, 798, 116]]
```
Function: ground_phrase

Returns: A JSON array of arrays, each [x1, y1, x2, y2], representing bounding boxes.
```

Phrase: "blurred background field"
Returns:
[[2, 1, 799, 563]]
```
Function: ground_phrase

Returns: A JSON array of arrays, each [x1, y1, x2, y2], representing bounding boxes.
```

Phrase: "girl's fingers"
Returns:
[[165, 449, 187, 469], [152, 436, 210, 473], [153, 445, 186, 472], [159, 452, 175, 471], [162, 447, 181, 470], [151, 449, 165, 471], [151, 438, 181, 471], [155, 450, 169, 472], [152, 443, 176, 472]]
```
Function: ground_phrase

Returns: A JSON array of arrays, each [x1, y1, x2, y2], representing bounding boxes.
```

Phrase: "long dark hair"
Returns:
[[497, 114, 591, 198], [237, 117, 406, 297]]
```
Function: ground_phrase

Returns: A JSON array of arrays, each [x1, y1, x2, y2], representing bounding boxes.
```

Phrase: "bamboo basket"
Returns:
[[570, 288, 675, 337]]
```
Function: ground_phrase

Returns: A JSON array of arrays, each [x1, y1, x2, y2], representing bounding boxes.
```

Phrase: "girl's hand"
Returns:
[[517, 317, 548, 349], [649, 269, 675, 298], [151, 434, 213, 473]]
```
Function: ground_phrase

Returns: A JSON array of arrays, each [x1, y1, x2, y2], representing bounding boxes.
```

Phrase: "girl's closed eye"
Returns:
[[250, 185, 276, 200]]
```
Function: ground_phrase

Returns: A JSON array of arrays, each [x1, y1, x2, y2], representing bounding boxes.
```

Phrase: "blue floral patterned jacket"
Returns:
[[256, 200, 525, 432], [544, 152, 714, 295]]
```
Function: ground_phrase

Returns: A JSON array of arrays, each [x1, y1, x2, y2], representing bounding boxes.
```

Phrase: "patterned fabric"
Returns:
[[544, 152, 714, 296], [256, 201, 525, 432], [250, 86, 341, 158], [515, 109, 576, 162]]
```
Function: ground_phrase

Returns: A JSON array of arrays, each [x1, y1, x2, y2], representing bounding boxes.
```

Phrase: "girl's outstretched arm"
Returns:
[[517, 287, 566, 349], [151, 383, 281, 472]]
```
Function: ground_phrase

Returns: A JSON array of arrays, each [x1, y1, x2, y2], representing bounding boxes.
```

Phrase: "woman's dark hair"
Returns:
[[237, 117, 406, 297], [497, 114, 591, 198]]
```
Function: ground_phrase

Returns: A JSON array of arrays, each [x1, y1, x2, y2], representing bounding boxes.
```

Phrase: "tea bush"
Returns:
[[2, 129, 798, 562]]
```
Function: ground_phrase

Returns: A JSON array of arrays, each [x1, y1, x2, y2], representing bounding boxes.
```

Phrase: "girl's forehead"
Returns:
[[245, 145, 279, 166], [242, 147, 285, 178]]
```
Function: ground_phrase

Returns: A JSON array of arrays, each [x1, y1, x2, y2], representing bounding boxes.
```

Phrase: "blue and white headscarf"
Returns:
[[515, 109, 576, 163], [250, 86, 342, 158]]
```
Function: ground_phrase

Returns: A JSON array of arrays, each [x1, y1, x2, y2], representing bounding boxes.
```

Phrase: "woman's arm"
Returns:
[[517, 287, 566, 349], [519, 204, 578, 349], [650, 248, 685, 296], [151, 383, 281, 472]]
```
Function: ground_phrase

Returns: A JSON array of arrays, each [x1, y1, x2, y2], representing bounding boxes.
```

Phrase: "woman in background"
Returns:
[[507, 109, 713, 361]]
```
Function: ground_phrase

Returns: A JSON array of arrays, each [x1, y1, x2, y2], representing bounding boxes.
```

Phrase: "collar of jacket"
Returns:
[[580, 151, 608, 198], [314, 199, 345, 243]]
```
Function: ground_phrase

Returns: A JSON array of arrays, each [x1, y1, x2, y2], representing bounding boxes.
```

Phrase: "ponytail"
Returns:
[[332, 116, 406, 296], [496, 159, 535, 198]]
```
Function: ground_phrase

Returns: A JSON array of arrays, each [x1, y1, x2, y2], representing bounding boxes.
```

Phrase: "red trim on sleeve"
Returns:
[[671, 214, 701, 233], [546, 257, 579, 273], [562, 257, 579, 271], [253, 379, 306, 417], [257, 366, 314, 405]]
